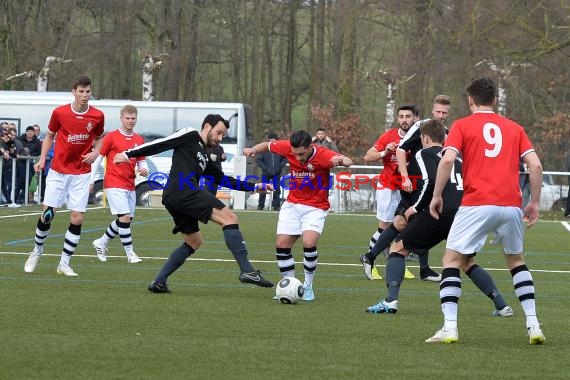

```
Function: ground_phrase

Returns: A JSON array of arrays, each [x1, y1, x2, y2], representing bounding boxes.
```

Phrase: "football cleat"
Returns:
[[527, 325, 546, 345], [302, 286, 315, 301], [366, 299, 398, 314], [92, 238, 108, 262], [56, 264, 79, 277], [425, 327, 458, 343], [359, 254, 375, 280], [24, 246, 43, 273], [148, 281, 171, 293], [127, 253, 142, 264], [239, 271, 274, 288], [492, 306, 514, 317], [420, 268, 441, 282]]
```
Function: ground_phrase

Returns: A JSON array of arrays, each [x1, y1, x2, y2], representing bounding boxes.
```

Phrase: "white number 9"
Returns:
[[483, 123, 502, 158]]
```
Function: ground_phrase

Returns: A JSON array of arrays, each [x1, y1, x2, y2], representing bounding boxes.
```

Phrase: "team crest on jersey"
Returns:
[[307, 163, 314, 171], [86, 121, 94, 132]]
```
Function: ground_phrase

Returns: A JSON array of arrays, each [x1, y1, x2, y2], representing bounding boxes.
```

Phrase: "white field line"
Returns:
[[1, 251, 570, 274], [0, 206, 105, 219]]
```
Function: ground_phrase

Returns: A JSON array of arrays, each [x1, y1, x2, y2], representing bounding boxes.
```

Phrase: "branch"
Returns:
[[5, 71, 36, 81]]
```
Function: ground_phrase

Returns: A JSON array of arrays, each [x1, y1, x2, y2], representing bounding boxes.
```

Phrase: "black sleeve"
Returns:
[[410, 149, 439, 211], [125, 128, 193, 158]]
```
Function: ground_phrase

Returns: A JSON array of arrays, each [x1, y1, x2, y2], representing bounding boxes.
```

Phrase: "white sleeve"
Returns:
[[90, 155, 104, 184]]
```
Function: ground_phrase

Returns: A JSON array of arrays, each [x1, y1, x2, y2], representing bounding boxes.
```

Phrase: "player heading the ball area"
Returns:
[[426, 77, 546, 345], [24, 75, 105, 277], [114, 114, 274, 292], [90, 104, 148, 264], [366, 119, 513, 318], [244, 130, 353, 301]]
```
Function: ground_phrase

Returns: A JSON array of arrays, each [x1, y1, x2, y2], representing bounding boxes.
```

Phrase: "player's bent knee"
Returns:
[[211, 206, 238, 225]]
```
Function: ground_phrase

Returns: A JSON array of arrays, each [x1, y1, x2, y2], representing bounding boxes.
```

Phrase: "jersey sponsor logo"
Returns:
[[197, 151, 207, 170], [291, 170, 314, 179], [67, 133, 90, 144]]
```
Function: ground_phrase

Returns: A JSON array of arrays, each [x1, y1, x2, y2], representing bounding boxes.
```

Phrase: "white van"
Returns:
[[0, 91, 253, 208]]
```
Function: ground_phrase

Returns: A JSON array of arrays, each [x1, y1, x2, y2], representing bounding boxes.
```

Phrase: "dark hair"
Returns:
[[202, 114, 229, 130], [73, 75, 91, 89], [398, 103, 419, 116], [316, 127, 326, 133], [26, 125, 35, 132], [466, 77, 496, 106], [420, 119, 446, 143], [290, 130, 312, 148]]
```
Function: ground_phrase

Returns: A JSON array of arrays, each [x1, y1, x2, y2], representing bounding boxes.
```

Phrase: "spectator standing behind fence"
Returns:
[[256, 132, 287, 211], [312, 128, 339, 152], [16, 126, 42, 204], [33, 124, 44, 141], [1, 127, 22, 207], [1, 127, 20, 207], [204, 143, 226, 195], [565, 151, 570, 218]]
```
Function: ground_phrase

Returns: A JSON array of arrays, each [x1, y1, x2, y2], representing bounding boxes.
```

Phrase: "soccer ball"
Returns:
[[275, 277, 304, 304]]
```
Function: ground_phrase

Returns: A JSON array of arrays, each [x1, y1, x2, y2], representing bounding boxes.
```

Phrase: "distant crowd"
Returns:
[[0, 121, 49, 207]]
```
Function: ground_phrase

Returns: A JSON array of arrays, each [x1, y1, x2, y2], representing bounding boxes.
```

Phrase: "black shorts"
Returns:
[[395, 208, 456, 252], [395, 191, 413, 216], [163, 190, 226, 234]]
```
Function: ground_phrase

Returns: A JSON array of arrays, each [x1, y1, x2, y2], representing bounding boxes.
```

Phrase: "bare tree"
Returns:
[[141, 53, 166, 101], [37, 56, 72, 92]]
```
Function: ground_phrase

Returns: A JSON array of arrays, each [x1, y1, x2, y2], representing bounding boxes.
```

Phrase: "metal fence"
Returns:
[[0, 156, 41, 206], [2, 159, 568, 215], [328, 165, 570, 214]]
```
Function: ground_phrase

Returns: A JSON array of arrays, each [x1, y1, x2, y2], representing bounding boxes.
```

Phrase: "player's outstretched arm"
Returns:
[[243, 141, 270, 157]]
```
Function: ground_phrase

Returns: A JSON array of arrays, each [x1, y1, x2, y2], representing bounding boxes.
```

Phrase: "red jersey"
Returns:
[[373, 128, 406, 190], [443, 111, 534, 207], [100, 129, 145, 190], [269, 140, 338, 210], [49, 103, 105, 174]]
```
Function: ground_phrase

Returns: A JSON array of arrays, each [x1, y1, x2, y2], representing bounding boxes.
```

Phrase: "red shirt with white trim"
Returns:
[[443, 111, 534, 207], [49, 103, 105, 174], [269, 140, 338, 210], [373, 128, 406, 190], [100, 129, 145, 190]]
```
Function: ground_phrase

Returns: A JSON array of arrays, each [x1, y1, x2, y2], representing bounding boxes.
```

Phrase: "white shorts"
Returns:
[[375, 188, 401, 222], [104, 188, 136, 216], [446, 205, 524, 255], [276, 201, 328, 236], [43, 170, 91, 212]]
